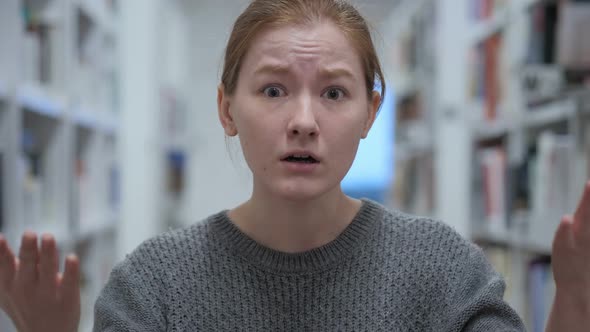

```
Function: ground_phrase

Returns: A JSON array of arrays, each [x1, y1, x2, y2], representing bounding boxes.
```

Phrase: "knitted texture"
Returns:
[[93, 199, 526, 331]]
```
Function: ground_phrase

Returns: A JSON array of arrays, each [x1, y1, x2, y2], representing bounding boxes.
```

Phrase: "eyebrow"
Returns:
[[253, 64, 357, 81], [318, 67, 356, 81], [253, 64, 291, 76]]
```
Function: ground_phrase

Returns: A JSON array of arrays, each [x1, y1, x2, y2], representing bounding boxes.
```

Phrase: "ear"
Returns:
[[217, 84, 238, 136], [361, 91, 381, 139]]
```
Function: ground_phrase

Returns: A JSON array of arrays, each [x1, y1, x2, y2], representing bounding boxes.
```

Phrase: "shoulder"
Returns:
[[368, 202, 507, 306], [115, 210, 227, 274], [366, 200, 485, 271], [370, 200, 473, 252]]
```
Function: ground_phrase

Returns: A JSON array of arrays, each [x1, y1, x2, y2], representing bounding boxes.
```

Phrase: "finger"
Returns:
[[0, 235, 17, 289], [60, 255, 80, 303], [16, 231, 39, 285], [38, 234, 59, 290], [573, 181, 590, 233], [553, 215, 574, 252]]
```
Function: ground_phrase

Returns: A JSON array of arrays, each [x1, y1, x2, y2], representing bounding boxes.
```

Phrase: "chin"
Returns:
[[271, 181, 337, 202]]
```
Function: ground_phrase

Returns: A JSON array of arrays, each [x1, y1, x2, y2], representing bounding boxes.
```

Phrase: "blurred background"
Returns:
[[0, 0, 589, 331]]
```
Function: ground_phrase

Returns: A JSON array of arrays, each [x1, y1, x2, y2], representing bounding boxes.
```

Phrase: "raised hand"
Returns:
[[0, 232, 81, 332], [546, 180, 590, 332]]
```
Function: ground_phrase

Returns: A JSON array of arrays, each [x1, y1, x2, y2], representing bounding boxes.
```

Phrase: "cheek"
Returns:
[[236, 114, 281, 167], [336, 134, 362, 160], [335, 113, 367, 159], [324, 111, 365, 143], [323, 121, 363, 163]]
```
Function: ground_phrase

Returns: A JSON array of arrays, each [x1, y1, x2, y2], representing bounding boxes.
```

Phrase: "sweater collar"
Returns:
[[211, 198, 383, 274]]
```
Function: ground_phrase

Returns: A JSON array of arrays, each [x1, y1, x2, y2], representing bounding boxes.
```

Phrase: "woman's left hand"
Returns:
[[546, 181, 590, 332]]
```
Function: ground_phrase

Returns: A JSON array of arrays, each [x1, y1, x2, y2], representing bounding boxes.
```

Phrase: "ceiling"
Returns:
[[351, 0, 403, 26], [184, 0, 403, 26]]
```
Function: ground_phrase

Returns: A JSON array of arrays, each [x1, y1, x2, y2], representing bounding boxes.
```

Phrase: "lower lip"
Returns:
[[281, 161, 319, 173]]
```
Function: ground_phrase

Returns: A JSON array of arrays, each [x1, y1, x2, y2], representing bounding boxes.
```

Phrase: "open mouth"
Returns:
[[282, 155, 319, 164]]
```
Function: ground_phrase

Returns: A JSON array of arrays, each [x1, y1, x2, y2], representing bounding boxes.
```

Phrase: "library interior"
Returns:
[[0, 0, 589, 331]]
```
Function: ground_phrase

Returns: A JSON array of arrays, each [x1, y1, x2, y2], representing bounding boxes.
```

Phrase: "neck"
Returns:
[[229, 186, 362, 254]]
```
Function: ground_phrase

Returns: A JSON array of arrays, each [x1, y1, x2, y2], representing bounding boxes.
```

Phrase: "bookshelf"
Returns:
[[386, 0, 437, 218], [157, 1, 192, 231], [0, 0, 120, 331], [386, 0, 590, 330]]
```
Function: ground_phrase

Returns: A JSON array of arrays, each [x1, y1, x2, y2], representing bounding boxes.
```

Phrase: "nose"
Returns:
[[287, 95, 319, 138]]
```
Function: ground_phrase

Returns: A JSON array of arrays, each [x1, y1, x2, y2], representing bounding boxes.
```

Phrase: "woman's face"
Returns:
[[218, 21, 380, 201]]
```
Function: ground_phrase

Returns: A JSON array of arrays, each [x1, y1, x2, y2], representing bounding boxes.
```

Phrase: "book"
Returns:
[[527, 259, 554, 332], [0, 152, 4, 231], [585, 121, 590, 179], [108, 165, 119, 211], [20, 152, 42, 228], [481, 245, 514, 301], [469, 0, 509, 22], [474, 146, 508, 234], [556, 1, 590, 68], [75, 158, 90, 229], [529, 131, 575, 246], [469, 33, 505, 122], [526, 2, 558, 65], [21, 0, 59, 87], [391, 153, 435, 217]]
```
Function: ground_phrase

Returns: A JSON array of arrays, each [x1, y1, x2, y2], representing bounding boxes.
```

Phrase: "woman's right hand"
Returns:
[[0, 232, 80, 332]]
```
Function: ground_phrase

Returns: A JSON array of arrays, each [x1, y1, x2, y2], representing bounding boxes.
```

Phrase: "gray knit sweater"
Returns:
[[93, 199, 526, 331]]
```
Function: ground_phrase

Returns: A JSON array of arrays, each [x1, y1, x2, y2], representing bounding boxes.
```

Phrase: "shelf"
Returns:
[[23, 222, 72, 248], [471, 225, 552, 256], [523, 99, 577, 129], [102, 113, 119, 136], [395, 140, 433, 160], [567, 88, 590, 114], [518, 0, 543, 11], [0, 79, 8, 100], [22, 0, 53, 15], [75, 0, 116, 36], [469, 7, 510, 44], [469, 0, 543, 45], [72, 108, 119, 136], [473, 117, 513, 141], [524, 236, 553, 257], [14, 216, 117, 248], [77, 217, 117, 242], [0, 1, 120, 331], [472, 225, 512, 245], [471, 99, 578, 138], [73, 109, 102, 131], [17, 84, 65, 120]]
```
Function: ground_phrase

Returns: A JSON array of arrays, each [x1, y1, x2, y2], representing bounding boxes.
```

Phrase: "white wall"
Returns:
[[433, 0, 471, 236], [118, 0, 166, 258], [180, 1, 253, 225]]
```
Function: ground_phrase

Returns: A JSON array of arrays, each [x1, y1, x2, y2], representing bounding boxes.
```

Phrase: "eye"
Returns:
[[322, 87, 346, 101], [262, 86, 286, 98]]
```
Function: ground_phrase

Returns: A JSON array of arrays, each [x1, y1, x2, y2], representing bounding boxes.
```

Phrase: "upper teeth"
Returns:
[[293, 154, 310, 158]]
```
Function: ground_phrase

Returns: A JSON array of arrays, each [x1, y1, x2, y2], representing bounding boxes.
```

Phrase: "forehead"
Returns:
[[242, 22, 364, 76]]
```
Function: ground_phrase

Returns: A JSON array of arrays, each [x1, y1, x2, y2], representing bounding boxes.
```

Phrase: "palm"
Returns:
[[552, 181, 590, 302], [0, 232, 80, 332]]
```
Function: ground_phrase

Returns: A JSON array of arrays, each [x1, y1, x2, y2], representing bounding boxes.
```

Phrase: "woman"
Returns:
[[1, 0, 589, 331]]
